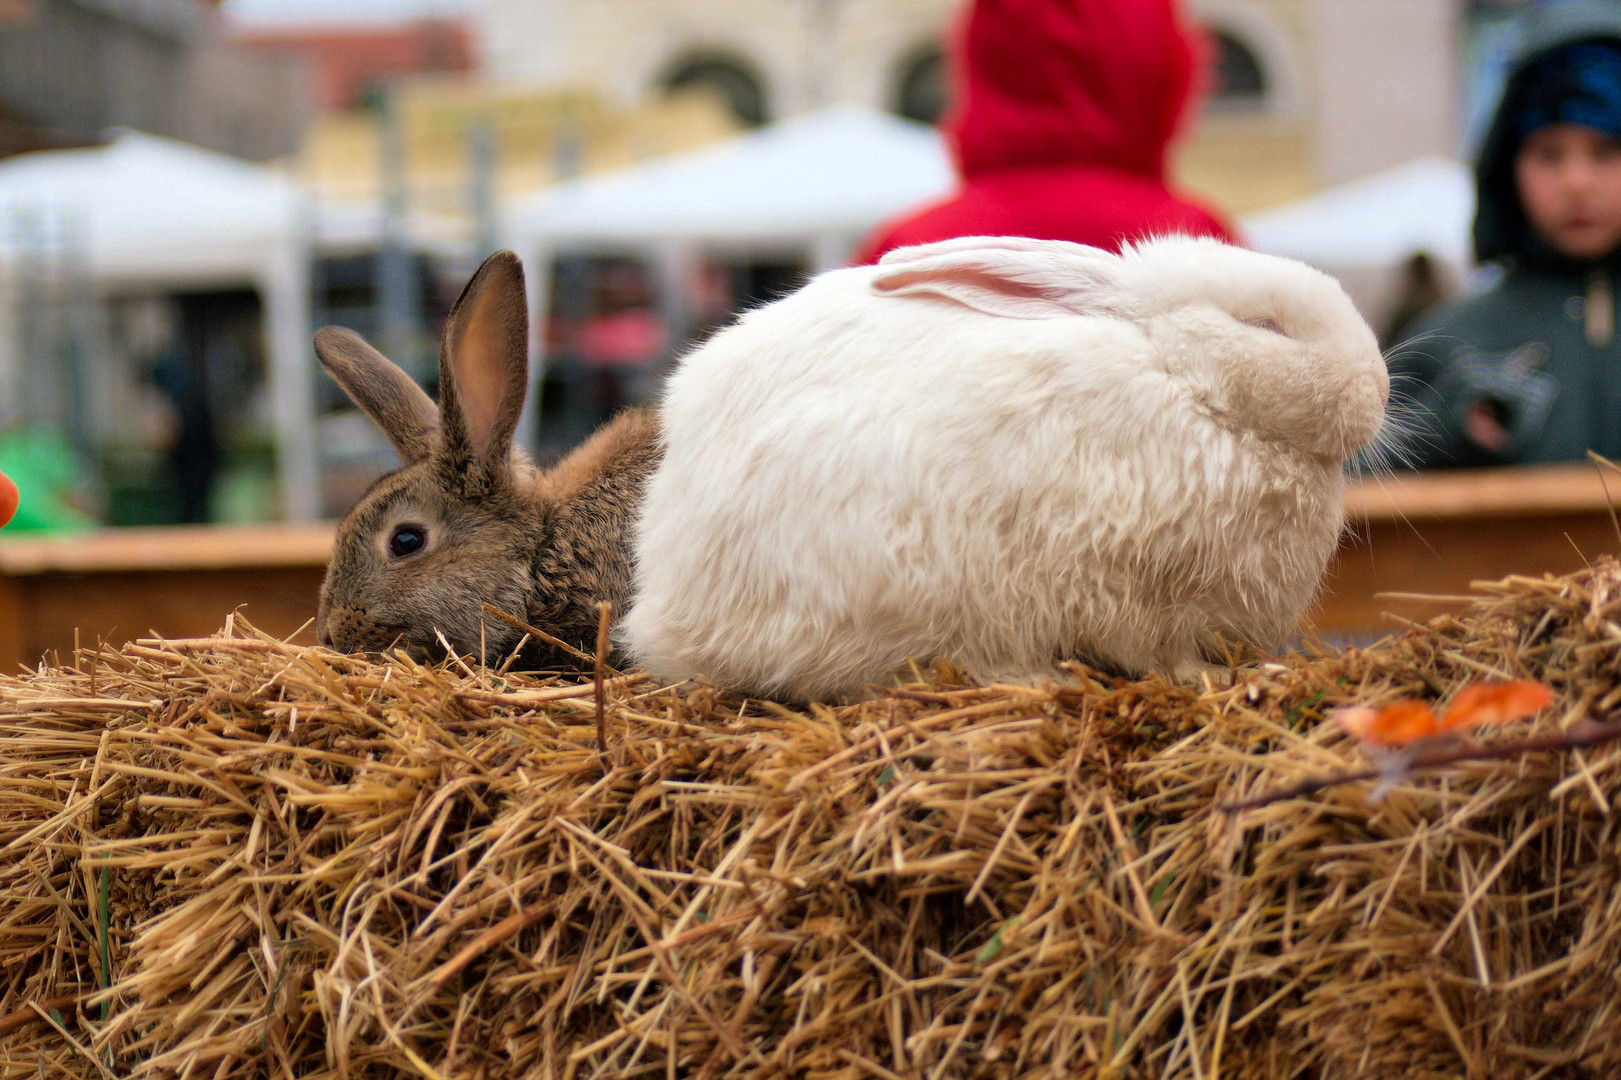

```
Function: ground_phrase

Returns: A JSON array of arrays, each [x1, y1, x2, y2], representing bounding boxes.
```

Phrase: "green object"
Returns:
[[209, 443, 279, 524], [0, 426, 96, 533], [977, 916, 1022, 963]]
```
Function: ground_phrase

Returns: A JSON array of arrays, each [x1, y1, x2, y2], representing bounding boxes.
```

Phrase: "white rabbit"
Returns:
[[622, 235, 1387, 700]]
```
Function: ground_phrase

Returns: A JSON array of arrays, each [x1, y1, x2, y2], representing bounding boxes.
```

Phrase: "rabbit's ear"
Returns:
[[314, 326, 438, 464], [438, 250, 529, 483], [870, 244, 1122, 320], [876, 235, 1097, 264]]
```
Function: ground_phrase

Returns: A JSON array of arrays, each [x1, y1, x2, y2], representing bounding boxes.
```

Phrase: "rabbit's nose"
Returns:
[[322, 605, 397, 655]]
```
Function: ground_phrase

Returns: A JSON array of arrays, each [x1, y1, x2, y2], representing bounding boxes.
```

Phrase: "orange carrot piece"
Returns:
[[1335, 680, 1555, 749], [1337, 699, 1443, 746], [1439, 680, 1555, 731]]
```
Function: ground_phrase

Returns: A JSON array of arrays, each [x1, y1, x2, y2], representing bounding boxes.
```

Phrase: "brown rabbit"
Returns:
[[314, 250, 660, 666]]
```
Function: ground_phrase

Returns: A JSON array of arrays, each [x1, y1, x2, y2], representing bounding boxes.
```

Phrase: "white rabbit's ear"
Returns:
[[876, 235, 1096, 265], [438, 250, 529, 485], [870, 243, 1122, 320]]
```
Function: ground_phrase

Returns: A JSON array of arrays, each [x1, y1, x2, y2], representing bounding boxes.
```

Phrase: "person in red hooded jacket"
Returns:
[[854, 0, 1235, 263]]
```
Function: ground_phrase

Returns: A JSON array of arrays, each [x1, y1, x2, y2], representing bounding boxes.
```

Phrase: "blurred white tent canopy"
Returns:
[[507, 104, 955, 447], [0, 131, 317, 519], [1241, 157, 1476, 330], [1241, 156, 1475, 269], [312, 200, 469, 261], [509, 104, 955, 260]]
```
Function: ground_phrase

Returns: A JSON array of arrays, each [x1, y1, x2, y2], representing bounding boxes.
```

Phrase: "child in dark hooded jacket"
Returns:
[[1396, 1, 1621, 467]]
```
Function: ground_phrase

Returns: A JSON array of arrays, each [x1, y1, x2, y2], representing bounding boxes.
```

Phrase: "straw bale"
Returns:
[[2, 561, 1621, 1078]]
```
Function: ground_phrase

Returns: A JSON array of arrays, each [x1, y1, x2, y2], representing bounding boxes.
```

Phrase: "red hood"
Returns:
[[851, 0, 1234, 264], [946, 0, 1203, 180]]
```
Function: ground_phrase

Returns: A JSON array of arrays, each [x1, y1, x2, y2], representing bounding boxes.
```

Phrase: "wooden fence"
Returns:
[[2, 463, 1617, 671]]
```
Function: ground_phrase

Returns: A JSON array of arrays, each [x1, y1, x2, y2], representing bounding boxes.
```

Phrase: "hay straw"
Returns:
[[2, 559, 1621, 1076]]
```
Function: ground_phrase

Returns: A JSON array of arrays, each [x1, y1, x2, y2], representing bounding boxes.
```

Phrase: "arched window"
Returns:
[[660, 55, 768, 128], [893, 45, 948, 125], [1209, 30, 1268, 106]]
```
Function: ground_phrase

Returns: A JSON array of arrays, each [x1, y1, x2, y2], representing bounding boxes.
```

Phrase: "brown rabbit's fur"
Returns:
[[314, 251, 662, 668], [527, 407, 661, 657]]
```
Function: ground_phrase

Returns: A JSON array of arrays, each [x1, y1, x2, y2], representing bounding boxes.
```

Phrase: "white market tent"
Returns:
[[509, 103, 955, 260], [1240, 156, 1477, 333], [312, 199, 470, 262], [507, 104, 957, 387], [1241, 156, 1476, 270], [0, 131, 318, 519]]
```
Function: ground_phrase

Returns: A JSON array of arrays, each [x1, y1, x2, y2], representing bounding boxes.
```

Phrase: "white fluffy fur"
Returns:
[[623, 235, 1388, 700]]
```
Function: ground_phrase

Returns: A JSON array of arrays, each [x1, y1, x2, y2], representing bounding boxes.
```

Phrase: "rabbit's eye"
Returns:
[[388, 525, 427, 560], [1243, 316, 1288, 336]]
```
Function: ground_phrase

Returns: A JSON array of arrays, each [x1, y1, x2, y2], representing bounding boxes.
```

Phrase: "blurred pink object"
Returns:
[[575, 310, 668, 367]]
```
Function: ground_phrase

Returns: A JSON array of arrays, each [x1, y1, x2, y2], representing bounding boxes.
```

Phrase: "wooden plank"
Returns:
[[0, 524, 332, 670], [1312, 508, 1621, 635], [6, 567, 326, 671], [0, 576, 26, 673], [0, 523, 334, 575], [0, 467, 1616, 668], [1344, 463, 1621, 522]]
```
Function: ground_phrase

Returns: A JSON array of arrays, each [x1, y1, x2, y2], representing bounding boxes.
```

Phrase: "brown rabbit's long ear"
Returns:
[[438, 250, 528, 488], [314, 326, 439, 464]]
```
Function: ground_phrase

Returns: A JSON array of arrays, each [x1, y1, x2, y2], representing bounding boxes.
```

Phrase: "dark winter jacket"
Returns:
[[1395, 0, 1621, 467], [852, 0, 1234, 263]]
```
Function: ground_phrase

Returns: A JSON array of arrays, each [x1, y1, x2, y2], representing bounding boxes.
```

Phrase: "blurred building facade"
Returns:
[[230, 17, 475, 111], [1183, 0, 1457, 212], [477, 0, 1462, 214], [0, 0, 309, 160], [480, 0, 952, 124]]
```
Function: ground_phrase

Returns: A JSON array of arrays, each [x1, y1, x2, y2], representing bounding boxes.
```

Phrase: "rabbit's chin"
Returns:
[[1263, 380, 1389, 463], [1157, 316, 1388, 464], [317, 603, 512, 665]]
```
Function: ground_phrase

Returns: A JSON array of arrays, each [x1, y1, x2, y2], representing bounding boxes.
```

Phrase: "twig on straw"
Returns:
[[454, 674, 647, 707], [426, 903, 554, 988], [5, 697, 157, 712], [480, 603, 616, 672], [30, 1000, 117, 1080], [135, 638, 289, 654], [0, 993, 81, 1037], [595, 601, 612, 761], [1221, 717, 1621, 812]]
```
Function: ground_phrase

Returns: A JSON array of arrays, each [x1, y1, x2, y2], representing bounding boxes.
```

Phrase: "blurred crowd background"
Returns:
[[0, 0, 1574, 530]]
